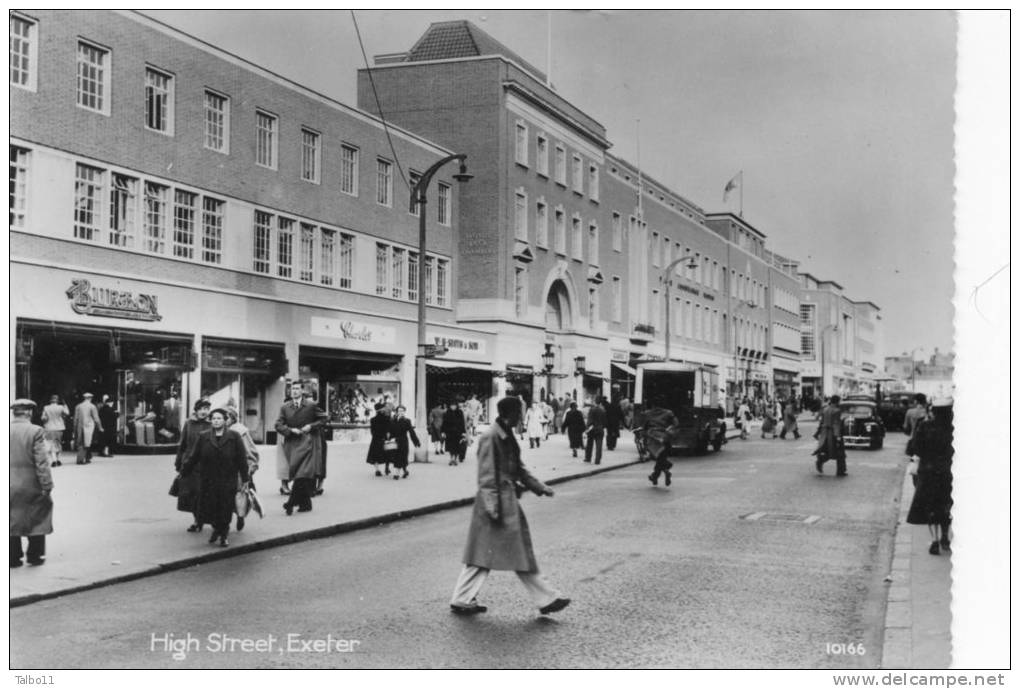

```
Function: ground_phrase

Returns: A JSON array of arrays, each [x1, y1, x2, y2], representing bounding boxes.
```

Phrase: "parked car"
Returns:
[[877, 392, 914, 432], [840, 400, 885, 450]]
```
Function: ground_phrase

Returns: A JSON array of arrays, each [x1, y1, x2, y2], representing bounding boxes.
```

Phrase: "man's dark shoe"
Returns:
[[836, 472, 848, 477], [539, 598, 571, 615], [450, 603, 487, 615], [27, 558, 45, 566]]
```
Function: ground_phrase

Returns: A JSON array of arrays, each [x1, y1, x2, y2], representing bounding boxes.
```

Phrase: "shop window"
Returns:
[[10, 146, 30, 229]]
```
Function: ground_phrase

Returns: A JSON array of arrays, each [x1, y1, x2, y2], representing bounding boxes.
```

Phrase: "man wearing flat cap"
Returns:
[[10, 399, 53, 567], [73, 392, 103, 465]]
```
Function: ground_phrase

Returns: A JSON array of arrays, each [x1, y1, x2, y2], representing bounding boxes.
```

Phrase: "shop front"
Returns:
[[610, 350, 636, 402], [503, 365, 535, 406], [772, 368, 799, 402], [201, 338, 287, 443]]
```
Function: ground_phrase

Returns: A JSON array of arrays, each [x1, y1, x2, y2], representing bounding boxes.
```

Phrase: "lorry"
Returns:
[[634, 362, 726, 454]]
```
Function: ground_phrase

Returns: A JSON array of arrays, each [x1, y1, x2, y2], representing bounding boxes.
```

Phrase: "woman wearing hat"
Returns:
[[174, 399, 212, 532], [366, 402, 390, 476], [386, 405, 420, 479], [906, 398, 954, 554]]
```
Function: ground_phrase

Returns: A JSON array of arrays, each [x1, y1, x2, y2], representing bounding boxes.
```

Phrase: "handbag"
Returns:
[[235, 484, 253, 517], [383, 438, 398, 452], [169, 476, 180, 497]]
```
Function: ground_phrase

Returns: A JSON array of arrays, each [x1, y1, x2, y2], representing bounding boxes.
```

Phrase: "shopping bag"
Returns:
[[169, 476, 180, 498], [235, 485, 253, 518]]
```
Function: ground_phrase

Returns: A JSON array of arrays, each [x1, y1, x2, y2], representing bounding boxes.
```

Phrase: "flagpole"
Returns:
[[546, 11, 552, 88], [739, 170, 743, 218], [636, 119, 643, 221]]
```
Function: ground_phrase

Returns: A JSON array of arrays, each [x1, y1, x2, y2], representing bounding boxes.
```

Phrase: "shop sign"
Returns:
[[611, 350, 629, 362], [677, 284, 700, 297], [773, 370, 797, 383], [66, 278, 161, 321], [427, 330, 487, 356], [311, 317, 395, 345]]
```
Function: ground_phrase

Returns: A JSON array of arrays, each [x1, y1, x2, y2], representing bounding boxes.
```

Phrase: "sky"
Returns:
[[142, 9, 960, 359]]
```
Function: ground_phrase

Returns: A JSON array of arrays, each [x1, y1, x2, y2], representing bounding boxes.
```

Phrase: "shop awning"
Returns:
[[611, 361, 637, 377], [505, 365, 534, 375], [425, 359, 497, 374]]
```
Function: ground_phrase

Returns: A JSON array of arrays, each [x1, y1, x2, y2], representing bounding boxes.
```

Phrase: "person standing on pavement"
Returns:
[[40, 395, 69, 467], [561, 401, 586, 458], [175, 399, 212, 532], [813, 395, 847, 476], [226, 407, 260, 532], [449, 396, 570, 617], [779, 398, 801, 440], [10, 399, 54, 568], [276, 381, 327, 514], [584, 396, 608, 464], [644, 406, 679, 487], [97, 395, 118, 457], [429, 403, 446, 456], [760, 400, 778, 439], [442, 399, 468, 466], [464, 394, 482, 438], [906, 397, 954, 555], [605, 396, 623, 451], [73, 392, 103, 464], [366, 402, 390, 476], [524, 402, 545, 449], [387, 405, 420, 480], [549, 396, 562, 435], [735, 398, 751, 440], [903, 394, 929, 454], [179, 408, 250, 548]]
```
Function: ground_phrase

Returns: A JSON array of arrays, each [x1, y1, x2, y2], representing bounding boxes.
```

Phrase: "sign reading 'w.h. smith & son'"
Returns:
[[66, 278, 162, 321]]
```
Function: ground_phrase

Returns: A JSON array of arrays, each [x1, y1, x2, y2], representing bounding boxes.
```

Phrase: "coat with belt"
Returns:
[[462, 420, 549, 572], [275, 400, 327, 480], [174, 416, 211, 513], [10, 417, 54, 537]]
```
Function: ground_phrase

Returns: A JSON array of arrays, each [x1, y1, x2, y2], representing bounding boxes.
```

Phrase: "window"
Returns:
[[693, 305, 701, 340], [320, 229, 337, 286], [684, 300, 693, 337], [514, 190, 528, 241], [9, 146, 29, 229], [424, 256, 434, 305], [536, 200, 548, 248], [252, 211, 273, 274], [514, 121, 528, 166], [408, 251, 419, 302], [299, 223, 315, 282], [694, 253, 701, 284], [144, 67, 174, 134], [588, 164, 599, 201], [587, 222, 599, 264], [375, 243, 389, 296], [554, 208, 566, 254], [437, 182, 450, 225], [255, 110, 277, 169], [588, 287, 598, 329], [74, 163, 104, 241], [713, 261, 720, 291], [171, 189, 196, 259], [76, 41, 109, 114], [376, 158, 392, 206], [554, 144, 566, 185], [301, 129, 320, 183], [572, 155, 584, 194], [703, 307, 711, 342], [143, 182, 168, 254], [436, 259, 448, 307], [338, 233, 354, 289], [651, 232, 660, 267], [108, 174, 137, 247], [611, 212, 622, 251], [651, 289, 661, 331], [514, 266, 527, 317], [408, 171, 422, 216], [536, 134, 548, 176], [571, 215, 583, 260], [611, 276, 622, 322], [277, 217, 294, 278], [204, 91, 229, 153], [201, 197, 224, 264], [391, 246, 406, 298], [340, 144, 359, 196], [10, 14, 36, 91]]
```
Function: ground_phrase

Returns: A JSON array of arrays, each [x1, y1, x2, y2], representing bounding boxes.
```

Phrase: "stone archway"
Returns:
[[545, 279, 572, 332]]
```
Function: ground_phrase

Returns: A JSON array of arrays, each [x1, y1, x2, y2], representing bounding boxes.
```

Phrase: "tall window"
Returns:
[[299, 223, 315, 282], [572, 155, 584, 194], [588, 164, 599, 201], [424, 256, 434, 305], [611, 276, 622, 322], [255, 110, 277, 169], [376, 158, 392, 206], [693, 305, 702, 340], [143, 182, 168, 254], [74, 163, 104, 241], [408, 251, 419, 303], [376, 244, 389, 296], [554, 208, 566, 254], [436, 258, 448, 307], [340, 144, 358, 196], [514, 190, 528, 240], [108, 174, 137, 247], [76, 41, 109, 113], [514, 266, 527, 317], [651, 232, 660, 267], [277, 217, 294, 278], [204, 91, 229, 153], [536, 134, 548, 176], [587, 222, 599, 264], [571, 215, 583, 260], [9, 146, 29, 229], [301, 129, 320, 183], [253, 211, 273, 274], [588, 287, 598, 329], [514, 121, 528, 165], [201, 197, 224, 264], [536, 200, 548, 248], [437, 182, 450, 226], [9, 14, 36, 90], [171, 189, 196, 259], [651, 289, 661, 331], [611, 212, 622, 251], [320, 229, 337, 286], [685, 300, 693, 337], [391, 246, 406, 298], [554, 144, 566, 185], [338, 233, 354, 289], [408, 171, 422, 216], [144, 67, 174, 134]]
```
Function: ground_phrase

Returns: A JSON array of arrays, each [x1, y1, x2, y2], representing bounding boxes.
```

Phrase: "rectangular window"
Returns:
[[424, 256, 434, 306], [436, 258, 448, 307], [611, 277, 622, 323], [651, 232, 660, 267], [514, 266, 527, 317], [9, 14, 36, 90], [554, 209, 566, 254], [376, 244, 389, 296], [74, 163, 105, 241], [514, 121, 528, 166], [536, 134, 548, 176], [143, 182, 168, 254], [144, 67, 174, 134], [108, 174, 137, 247], [588, 287, 598, 329], [588, 222, 599, 264], [252, 210, 273, 274], [376, 158, 392, 206], [391, 246, 406, 299], [409, 171, 422, 216], [201, 197, 224, 264], [685, 300, 694, 337], [554, 144, 566, 185], [339, 233, 354, 289], [76, 41, 109, 113], [299, 223, 315, 282], [572, 155, 584, 194], [301, 129, 320, 183], [536, 201, 548, 248], [571, 216, 583, 260], [277, 218, 294, 278], [204, 91, 229, 153], [437, 182, 451, 225], [9, 146, 29, 229], [611, 213, 622, 251], [340, 144, 359, 196], [320, 228, 337, 286], [514, 190, 528, 241], [588, 164, 599, 201], [408, 251, 419, 303], [171, 189, 196, 259], [651, 289, 661, 332], [255, 110, 277, 169]]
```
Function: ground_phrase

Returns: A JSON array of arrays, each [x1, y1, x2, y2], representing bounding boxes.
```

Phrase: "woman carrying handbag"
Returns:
[[386, 405, 421, 479]]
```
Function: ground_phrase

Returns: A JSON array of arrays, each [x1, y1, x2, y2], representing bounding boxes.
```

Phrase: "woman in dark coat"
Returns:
[[174, 400, 211, 532], [179, 409, 250, 547], [366, 403, 390, 477], [441, 400, 467, 466], [906, 400, 954, 555], [561, 402, 586, 458], [386, 405, 421, 480]]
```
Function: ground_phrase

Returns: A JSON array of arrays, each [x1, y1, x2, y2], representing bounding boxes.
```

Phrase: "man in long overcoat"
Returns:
[[561, 401, 586, 457], [73, 392, 103, 464], [449, 397, 570, 616], [813, 396, 846, 476], [275, 381, 327, 514], [10, 399, 54, 567]]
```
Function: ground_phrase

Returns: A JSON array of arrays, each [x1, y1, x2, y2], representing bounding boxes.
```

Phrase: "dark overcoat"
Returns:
[[10, 418, 54, 536], [906, 418, 954, 525], [461, 421, 549, 572], [175, 416, 210, 512], [441, 408, 466, 455], [561, 409, 586, 449], [181, 429, 250, 529], [365, 411, 390, 465], [386, 416, 420, 469], [275, 400, 326, 480], [815, 404, 844, 458], [643, 407, 679, 460]]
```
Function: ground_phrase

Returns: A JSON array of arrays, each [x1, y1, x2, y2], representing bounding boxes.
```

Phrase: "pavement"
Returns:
[[9, 415, 951, 668]]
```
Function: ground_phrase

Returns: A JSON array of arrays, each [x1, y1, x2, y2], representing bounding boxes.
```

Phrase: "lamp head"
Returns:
[[452, 162, 473, 183]]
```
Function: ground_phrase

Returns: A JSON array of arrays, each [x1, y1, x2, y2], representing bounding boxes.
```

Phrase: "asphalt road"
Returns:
[[10, 428, 906, 669]]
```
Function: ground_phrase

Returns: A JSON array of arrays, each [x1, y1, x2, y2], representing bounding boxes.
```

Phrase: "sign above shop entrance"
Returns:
[[311, 316, 396, 345], [428, 330, 487, 357], [66, 278, 161, 321]]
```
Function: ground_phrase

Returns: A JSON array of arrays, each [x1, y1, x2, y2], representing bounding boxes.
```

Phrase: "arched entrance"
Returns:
[[545, 280, 572, 331]]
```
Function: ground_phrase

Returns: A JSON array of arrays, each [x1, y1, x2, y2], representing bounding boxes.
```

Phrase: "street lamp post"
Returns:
[[411, 153, 472, 452], [541, 344, 556, 402], [730, 298, 756, 399], [660, 256, 698, 362]]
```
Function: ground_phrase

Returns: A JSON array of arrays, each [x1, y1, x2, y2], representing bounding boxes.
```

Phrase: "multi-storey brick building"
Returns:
[[10, 10, 493, 448]]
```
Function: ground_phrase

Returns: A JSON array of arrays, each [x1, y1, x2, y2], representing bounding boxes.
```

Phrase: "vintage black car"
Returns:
[[877, 392, 914, 432], [840, 400, 885, 450]]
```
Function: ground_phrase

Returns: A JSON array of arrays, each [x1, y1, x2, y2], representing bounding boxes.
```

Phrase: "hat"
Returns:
[[10, 398, 36, 410], [83, 392, 94, 398]]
